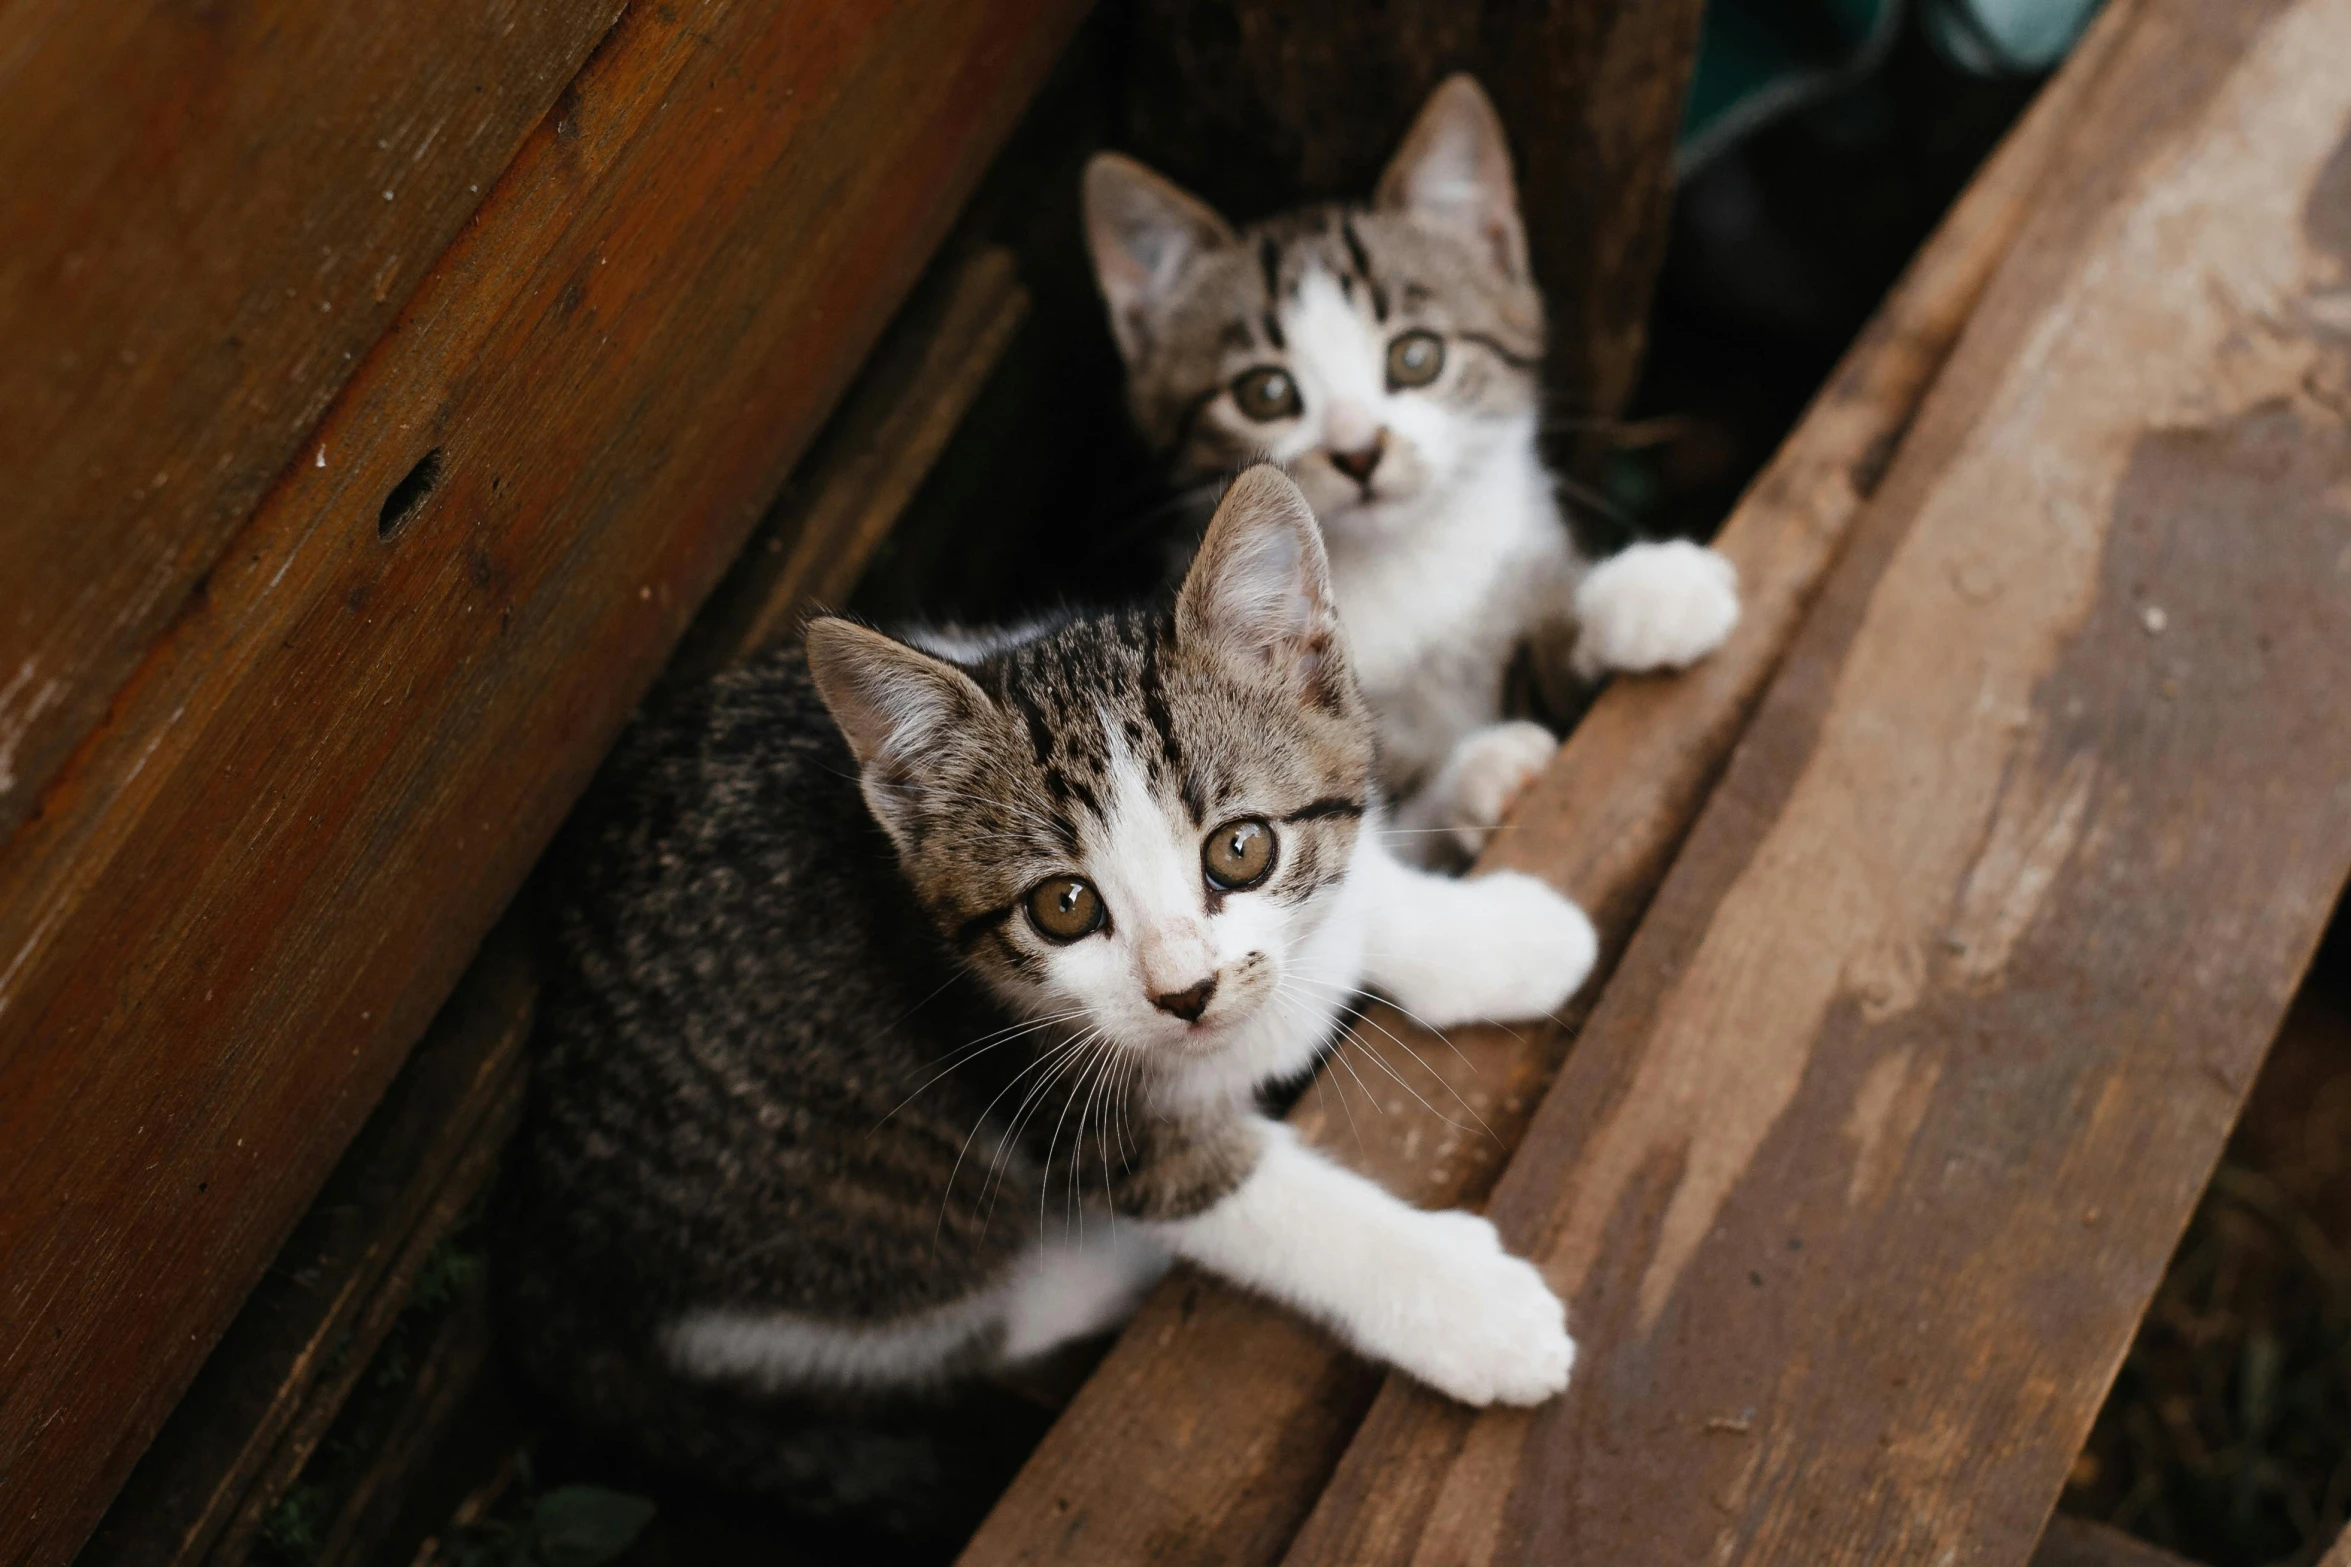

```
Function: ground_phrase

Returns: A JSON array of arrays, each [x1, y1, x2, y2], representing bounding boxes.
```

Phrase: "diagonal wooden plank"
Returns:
[[0, 3, 1089, 1561], [77, 227, 1036, 1565], [952, 6, 2147, 1563], [0, 0, 627, 842], [1280, 0, 2351, 1560]]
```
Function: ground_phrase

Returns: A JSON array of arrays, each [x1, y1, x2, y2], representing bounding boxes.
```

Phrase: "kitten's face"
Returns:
[[808, 469, 1374, 1090], [1085, 76, 1544, 542]]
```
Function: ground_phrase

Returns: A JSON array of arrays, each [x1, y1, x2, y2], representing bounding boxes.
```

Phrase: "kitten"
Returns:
[[1084, 75, 1742, 862], [503, 468, 1591, 1532]]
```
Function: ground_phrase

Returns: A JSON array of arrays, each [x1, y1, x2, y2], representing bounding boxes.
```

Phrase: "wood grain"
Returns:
[[952, 7, 2144, 1565], [77, 933, 531, 1567], [1114, 0, 1705, 449], [1283, 0, 2351, 1560], [80, 210, 1035, 1564], [667, 242, 1031, 684], [0, 0, 625, 841], [0, 4, 1088, 1561]]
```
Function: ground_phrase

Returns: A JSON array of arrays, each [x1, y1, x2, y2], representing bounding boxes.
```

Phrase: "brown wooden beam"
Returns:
[[0, 0, 627, 842], [0, 4, 1088, 1561], [954, 4, 2148, 1563], [1282, 0, 2351, 1558], [77, 934, 531, 1567], [79, 226, 1035, 1564]]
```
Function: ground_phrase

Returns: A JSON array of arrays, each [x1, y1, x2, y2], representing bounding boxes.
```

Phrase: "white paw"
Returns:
[[1435, 721, 1558, 860], [1387, 871, 1597, 1028], [1375, 1210, 1575, 1407], [1572, 540, 1740, 681]]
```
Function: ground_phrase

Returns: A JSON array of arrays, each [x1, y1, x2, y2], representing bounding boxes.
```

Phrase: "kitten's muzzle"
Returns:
[[1152, 976, 1218, 1023]]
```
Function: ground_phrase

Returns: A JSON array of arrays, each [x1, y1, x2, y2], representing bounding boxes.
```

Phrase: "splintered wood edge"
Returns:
[[93, 231, 1033, 1567], [956, 6, 2145, 1562]]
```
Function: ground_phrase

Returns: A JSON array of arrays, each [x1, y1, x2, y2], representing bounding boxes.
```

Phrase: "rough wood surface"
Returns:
[[1282, 0, 2351, 1560], [667, 242, 1031, 684], [0, 0, 625, 841], [79, 211, 1036, 1565], [77, 935, 531, 1567], [952, 8, 2145, 1565], [0, 4, 1088, 1561], [1114, 0, 1704, 445], [2029, 1518, 2196, 1567]]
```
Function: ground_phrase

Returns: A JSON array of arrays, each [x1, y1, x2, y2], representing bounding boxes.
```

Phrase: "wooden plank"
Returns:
[[1280, 0, 2351, 1560], [1113, 0, 1705, 452], [666, 241, 1031, 684], [0, 0, 627, 841], [952, 7, 2146, 1565], [0, 4, 1089, 1561], [83, 209, 1028, 1565], [76, 933, 530, 1567], [79, 214, 1035, 1563], [2029, 1518, 2196, 1567]]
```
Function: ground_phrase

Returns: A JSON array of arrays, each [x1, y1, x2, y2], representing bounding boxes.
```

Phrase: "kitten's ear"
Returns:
[[1176, 465, 1348, 705], [1374, 74, 1529, 282], [1084, 151, 1236, 362], [806, 618, 990, 789]]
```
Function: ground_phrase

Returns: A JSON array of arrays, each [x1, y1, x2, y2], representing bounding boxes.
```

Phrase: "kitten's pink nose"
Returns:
[[1152, 976, 1218, 1023], [1329, 439, 1384, 485]]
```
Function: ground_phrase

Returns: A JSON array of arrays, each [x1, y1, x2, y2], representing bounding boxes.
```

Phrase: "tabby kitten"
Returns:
[[504, 469, 1590, 1527], [1085, 75, 1741, 860]]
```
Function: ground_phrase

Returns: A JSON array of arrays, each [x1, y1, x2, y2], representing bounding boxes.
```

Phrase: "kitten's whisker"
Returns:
[[878, 1008, 1091, 1128], [985, 1030, 1101, 1225], [1281, 968, 1498, 1137], [1327, 1022, 1480, 1137], [935, 1030, 1088, 1249], [1048, 1034, 1118, 1243], [1273, 983, 1368, 1160]]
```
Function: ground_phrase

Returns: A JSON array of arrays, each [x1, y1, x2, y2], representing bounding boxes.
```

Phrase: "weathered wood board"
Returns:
[[0, 4, 1089, 1561], [953, 4, 2147, 1562], [0, 0, 625, 841], [666, 243, 1031, 685], [1282, 0, 2351, 1560], [75, 222, 1038, 1564], [77, 935, 532, 1567]]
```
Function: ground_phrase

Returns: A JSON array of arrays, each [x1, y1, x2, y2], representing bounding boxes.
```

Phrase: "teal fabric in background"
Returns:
[[1679, 0, 2103, 174]]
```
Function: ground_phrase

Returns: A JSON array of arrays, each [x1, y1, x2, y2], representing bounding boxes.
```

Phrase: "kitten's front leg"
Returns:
[[1149, 1121, 1572, 1406], [1353, 832, 1597, 1028], [1571, 539, 1741, 682], [1396, 720, 1560, 864]]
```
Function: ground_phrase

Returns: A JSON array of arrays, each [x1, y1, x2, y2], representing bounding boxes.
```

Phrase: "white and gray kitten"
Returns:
[[505, 470, 1588, 1531], [1085, 75, 1741, 861]]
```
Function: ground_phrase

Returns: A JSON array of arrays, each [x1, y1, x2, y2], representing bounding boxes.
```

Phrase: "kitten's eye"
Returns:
[[1026, 876, 1105, 942], [1386, 331, 1445, 390], [1202, 818, 1277, 891], [1231, 367, 1302, 423]]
